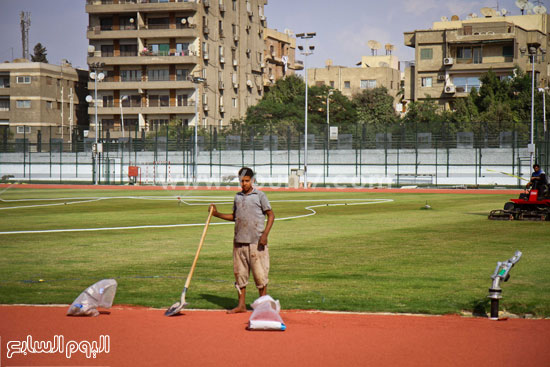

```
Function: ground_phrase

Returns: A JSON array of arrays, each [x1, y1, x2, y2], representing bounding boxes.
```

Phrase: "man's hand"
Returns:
[[259, 232, 268, 246], [209, 204, 218, 216]]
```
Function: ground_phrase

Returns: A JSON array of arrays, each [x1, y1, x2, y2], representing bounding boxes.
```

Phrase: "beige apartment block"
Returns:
[[404, 13, 549, 110], [0, 59, 88, 145], [307, 56, 401, 103], [86, 0, 271, 136], [263, 28, 302, 87]]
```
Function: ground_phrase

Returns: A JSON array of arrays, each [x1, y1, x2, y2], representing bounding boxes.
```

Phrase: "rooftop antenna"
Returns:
[[367, 40, 381, 56], [20, 11, 31, 60], [515, 0, 529, 14], [385, 43, 394, 55]]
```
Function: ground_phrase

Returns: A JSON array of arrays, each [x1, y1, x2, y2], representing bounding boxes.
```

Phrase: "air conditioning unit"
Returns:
[[260, 62, 265, 68], [220, 106, 225, 112], [260, 15, 266, 21], [246, 48, 251, 55], [233, 34, 239, 41], [233, 82, 238, 88], [247, 10, 253, 16], [219, 4, 225, 12], [437, 74, 446, 81], [444, 84, 456, 93], [246, 80, 253, 87], [219, 81, 225, 89], [203, 105, 209, 111], [443, 57, 454, 66], [232, 59, 238, 66], [269, 74, 274, 80], [203, 26, 210, 34], [203, 0, 210, 7], [220, 57, 225, 64], [271, 51, 276, 57], [203, 52, 209, 60]]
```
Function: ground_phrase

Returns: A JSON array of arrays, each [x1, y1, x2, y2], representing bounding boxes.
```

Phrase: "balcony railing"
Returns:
[[87, 0, 197, 4]]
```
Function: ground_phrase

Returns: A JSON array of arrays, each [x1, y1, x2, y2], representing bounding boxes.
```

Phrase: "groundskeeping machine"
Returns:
[[489, 189, 550, 221]]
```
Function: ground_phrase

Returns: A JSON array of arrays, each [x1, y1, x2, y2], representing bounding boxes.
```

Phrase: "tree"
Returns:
[[352, 87, 397, 132], [31, 43, 48, 63]]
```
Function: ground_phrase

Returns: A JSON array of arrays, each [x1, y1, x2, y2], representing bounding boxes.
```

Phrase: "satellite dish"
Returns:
[[526, 1, 535, 12], [367, 40, 381, 55], [471, 13, 478, 18], [181, 18, 187, 24], [466, 15, 472, 19], [385, 43, 394, 55], [501, 8, 508, 15], [481, 7, 496, 17], [451, 14, 459, 21], [534, 4, 547, 14], [441, 16, 449, 21], [496, 10, 502, 16], [515, 0, 528, 8]]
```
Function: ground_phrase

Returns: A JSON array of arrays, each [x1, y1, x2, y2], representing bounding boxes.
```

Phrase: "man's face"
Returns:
[[534, 166, 540, 172], [240, 175, 253, 193]]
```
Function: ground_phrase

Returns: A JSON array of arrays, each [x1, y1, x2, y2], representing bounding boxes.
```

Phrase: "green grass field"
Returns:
[[0, 187, 549, 317]]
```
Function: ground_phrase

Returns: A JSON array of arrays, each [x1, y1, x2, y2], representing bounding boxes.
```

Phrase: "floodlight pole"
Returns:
[[530, 52, 535, 168], [120, 95, 128, 138], [88, 62, 105, 185], [297, 32, 316, 188], [190, 76, 206, 182]]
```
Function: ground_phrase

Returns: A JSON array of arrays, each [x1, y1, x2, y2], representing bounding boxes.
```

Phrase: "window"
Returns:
[[120, 44, 137, 56], [360, 80, 376, 89], [16, 76, 31, 84], [344, 81, 351, 89], [176, 69, 189, 81], [16, 100, 31, 108], [17, 126, 31, 134], [150, 43, 170, 56], [457, 46, 482, 63], [46, 101, 53, 109], [101, 45, 114, 57], [232, 98, 237, 108], [177, 94, 189, 106], [0, 74, 10, 88], [420, 48, 433, 60], [119, 16, 137, 30], [0, 98, 9, 111], [503, 45, 514, 58], [149, 95, 170, 107], [148, 68, 169, 81], [175, 43, 190, 56], [121, 69, 141, 81], [232, 0, 237, 11], [330, 81, 335, 88], [421, 77, 432, 87], [99, 17, 113, 31], [103, 95, 114, 107], [129, 95, 141, 107], [147, 17, 170, 29], [453, 76, 481, 93]]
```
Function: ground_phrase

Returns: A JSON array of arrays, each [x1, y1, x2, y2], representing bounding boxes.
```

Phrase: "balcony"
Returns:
[[87, 25, 197, 39], [87, 52, 198, 65], [86, 0, 198, 14], [87, 79, 195, 90], [88, 105, 195, 115]]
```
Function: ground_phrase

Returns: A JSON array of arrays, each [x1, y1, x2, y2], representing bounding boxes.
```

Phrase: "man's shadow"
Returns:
[[199, 293, 240, 309]]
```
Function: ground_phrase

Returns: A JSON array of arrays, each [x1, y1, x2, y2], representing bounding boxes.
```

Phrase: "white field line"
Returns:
[[0, 196, 393, 235]]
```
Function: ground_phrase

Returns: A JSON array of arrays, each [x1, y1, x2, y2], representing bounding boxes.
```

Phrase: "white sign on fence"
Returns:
[[330, 126, 339, 140]]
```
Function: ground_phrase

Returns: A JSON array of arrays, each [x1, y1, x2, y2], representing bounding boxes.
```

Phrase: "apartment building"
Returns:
[[86, 0, 268, 136], [404, 13, 549, 109], [263, 28, 302, 88], [0, 59, 88, 146], [307, 55, 401, 103]]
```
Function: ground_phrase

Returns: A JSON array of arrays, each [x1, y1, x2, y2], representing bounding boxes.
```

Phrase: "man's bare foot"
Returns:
[[227, 306, 247, 314]]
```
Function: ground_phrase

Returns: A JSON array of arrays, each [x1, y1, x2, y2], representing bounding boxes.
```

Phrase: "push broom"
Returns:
[[165, 206, 214, 316]]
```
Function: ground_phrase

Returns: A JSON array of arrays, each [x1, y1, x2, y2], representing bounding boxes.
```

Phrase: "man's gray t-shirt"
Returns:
[[233, 187, 271, 244]]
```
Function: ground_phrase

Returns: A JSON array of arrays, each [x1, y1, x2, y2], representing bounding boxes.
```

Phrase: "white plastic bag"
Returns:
[[67, 279, 118, 317], [248, 295, 286, 331]]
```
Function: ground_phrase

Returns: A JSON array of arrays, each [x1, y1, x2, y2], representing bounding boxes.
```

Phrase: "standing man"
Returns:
[[210, 167, 275, 313]]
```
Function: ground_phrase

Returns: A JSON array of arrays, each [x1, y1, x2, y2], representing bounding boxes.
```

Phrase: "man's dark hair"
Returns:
[[534, 164, 540, 169], [239, 167, 255, 178]]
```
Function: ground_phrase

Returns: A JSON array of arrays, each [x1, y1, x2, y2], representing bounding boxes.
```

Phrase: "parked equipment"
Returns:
[[488, 189, 550, 221]]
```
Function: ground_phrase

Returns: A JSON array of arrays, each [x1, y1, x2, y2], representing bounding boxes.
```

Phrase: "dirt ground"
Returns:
[[1, 305, 549, 367]]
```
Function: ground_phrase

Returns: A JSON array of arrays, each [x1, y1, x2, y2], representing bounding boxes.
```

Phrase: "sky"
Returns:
[[0, 0, 545, 71]]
